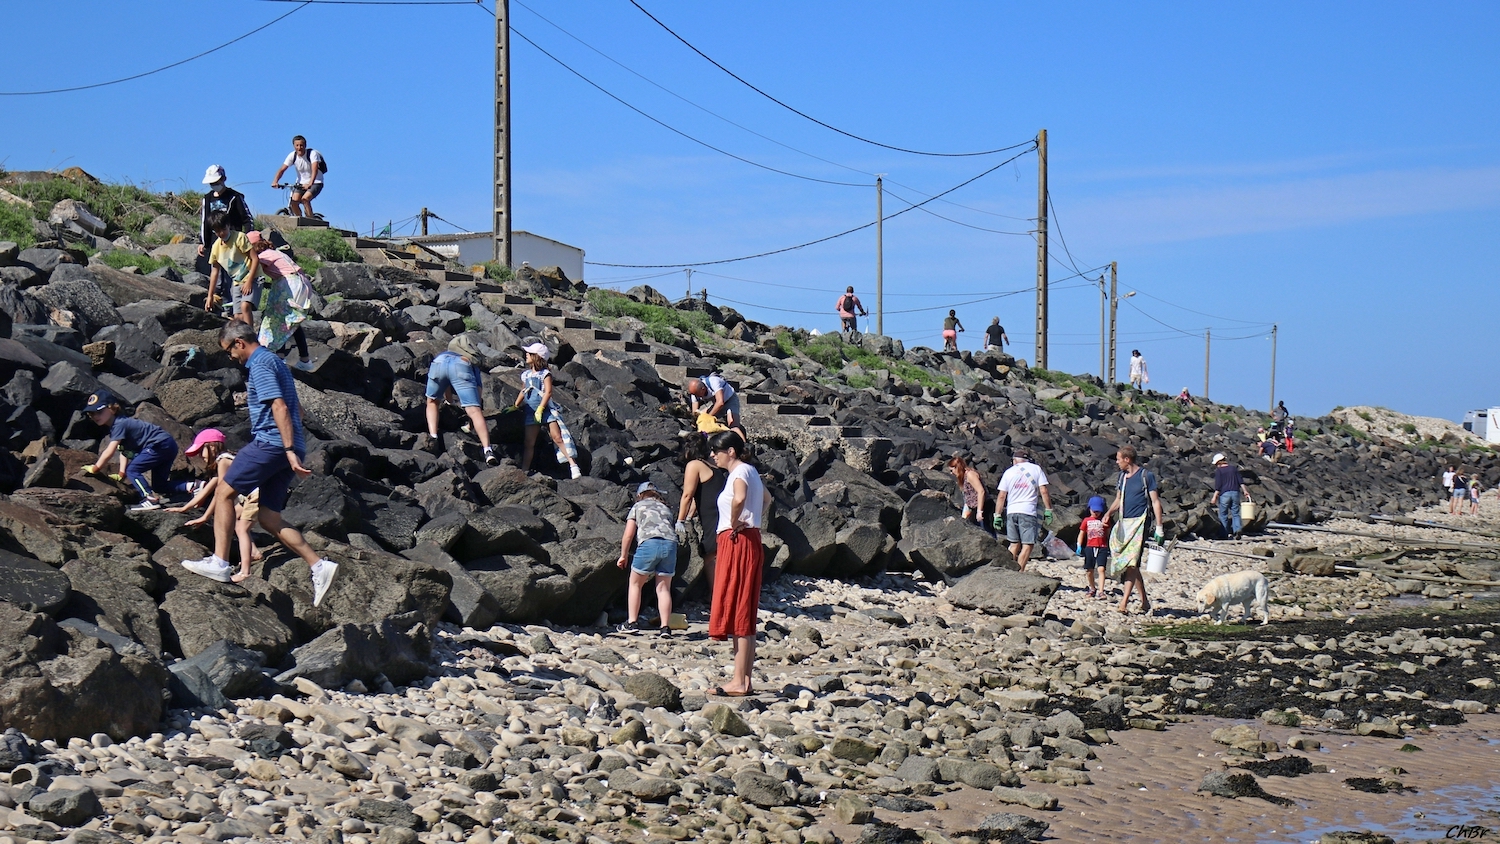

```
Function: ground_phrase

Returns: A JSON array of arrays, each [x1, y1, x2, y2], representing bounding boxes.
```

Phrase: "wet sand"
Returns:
[[816, 714, 1500, 843]]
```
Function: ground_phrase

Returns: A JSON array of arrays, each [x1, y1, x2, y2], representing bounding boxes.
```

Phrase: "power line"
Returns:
[[625, 0, 1035, 159], [0, 3, 310, 96], [1121, 298, 1202, 338], [880, 186, 1034, 236], [474, 7, 866, 188], [1124, 285, 1273, 327], [587, 143, 1034, 267], [512, 0, 879, 183]]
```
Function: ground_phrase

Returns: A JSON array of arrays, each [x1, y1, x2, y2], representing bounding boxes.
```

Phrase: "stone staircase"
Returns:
[[260, 214, 482, 286]]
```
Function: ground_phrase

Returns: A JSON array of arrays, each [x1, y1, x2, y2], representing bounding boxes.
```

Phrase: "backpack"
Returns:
[[313, 150, 328, 174], [840, 294, 855, 313]]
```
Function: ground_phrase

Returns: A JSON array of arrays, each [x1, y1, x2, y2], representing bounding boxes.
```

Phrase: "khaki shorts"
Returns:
[[237, 489, 261, 524]]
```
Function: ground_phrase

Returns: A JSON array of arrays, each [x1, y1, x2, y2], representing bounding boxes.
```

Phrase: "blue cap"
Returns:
[[1088, 495, 1106, 512], [83, 389, 119, 413]]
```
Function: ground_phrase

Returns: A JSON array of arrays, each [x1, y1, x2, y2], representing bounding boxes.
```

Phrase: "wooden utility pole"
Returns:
[[1107, 261, 1118, 382], [1269, 323, 1278, 412], [1204, 328, 1211, 400], [492, 0, 512, 266], [1035, 129, 1048, 369], [420, 207, 429, 236], [1097, 275, 1106, 379], [875, 175, 884, 335]]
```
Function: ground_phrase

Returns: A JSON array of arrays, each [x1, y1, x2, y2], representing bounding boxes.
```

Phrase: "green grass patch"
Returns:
[[287, 227, 358, 264], [0, 200, 36, 248], [462, 316, 481, 332], [481, 261, 515, 282], [1042, 398, 1078, 417], [1400, 422, 1417, 435], [1330, 422, 1369, 441], [586, 288, 712, 343], [8, 176, 198, 236], [1356, 410, 1374, 422], [1165, 408, 1185, 426], [846, 374, 875, 390], [100, 251, 173, 274]]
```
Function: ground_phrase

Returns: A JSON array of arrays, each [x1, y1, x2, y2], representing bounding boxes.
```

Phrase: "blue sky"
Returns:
[[3, 1, 1497, 420]]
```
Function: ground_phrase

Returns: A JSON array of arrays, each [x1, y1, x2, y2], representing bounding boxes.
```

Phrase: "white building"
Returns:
[[403, 231, 584, 282], [1463, 408, 1500, 443]]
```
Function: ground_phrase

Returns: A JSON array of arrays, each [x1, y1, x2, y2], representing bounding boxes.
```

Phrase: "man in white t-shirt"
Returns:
[[992, 447, 1053, 571], [272, 135, 325, 219], [687, 373, 744, 437]]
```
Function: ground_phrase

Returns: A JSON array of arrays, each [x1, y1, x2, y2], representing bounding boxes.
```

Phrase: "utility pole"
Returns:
[[491, 0, 512, 266], [683, 267, 692, 300], [420, 207, 429, 236], [1035, 129, 1048, 369], [1269, 323, 1278, 413], [1107, 261, 1118, 383], [1097, 275, 1106, 379], [875, 175, 884, 335], [1204, 328, 1211, 401]]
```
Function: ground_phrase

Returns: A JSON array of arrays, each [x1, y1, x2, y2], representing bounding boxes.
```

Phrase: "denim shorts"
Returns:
[[1006, 512, 1041, 545], [425, 355, 483, 407], [631, 538, 677, 577]]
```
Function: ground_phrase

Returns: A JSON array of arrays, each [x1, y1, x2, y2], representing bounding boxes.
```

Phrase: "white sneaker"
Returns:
[[570, 465, 582, 479], [183, 555, 233, 583], [311, 559, 339, 607], [483, 446, 499, 467], [291, 358, 316, 372]]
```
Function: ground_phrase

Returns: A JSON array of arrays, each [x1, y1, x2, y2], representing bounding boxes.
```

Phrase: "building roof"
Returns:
[[402, 230, 581, 251]]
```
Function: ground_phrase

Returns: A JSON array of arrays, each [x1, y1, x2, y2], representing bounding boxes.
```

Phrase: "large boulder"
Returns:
[[770, 504, 841, 577], [265, 542, 452, 633], [294, 381, 410, 449], [465, 554, 575, 624], [0, 549, 71, 615], [276, 612, 432, 689], [401, 542, 500, 630], [945, 568, 1060, 618], [314, 264, 397, 300], [0, 604, 167, 741], [25, 274, 122, 336], [158, 577, 295, 662], [60, 559, 163, 656], [898, 518, 1013, 581], [545, 536, 626, 626]]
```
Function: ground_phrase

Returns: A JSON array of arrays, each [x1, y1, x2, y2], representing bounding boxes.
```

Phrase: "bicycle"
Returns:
[[271, 183, 325, 220]]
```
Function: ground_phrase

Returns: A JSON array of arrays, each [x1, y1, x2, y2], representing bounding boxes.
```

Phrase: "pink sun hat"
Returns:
[[185, 429, 226, 456]]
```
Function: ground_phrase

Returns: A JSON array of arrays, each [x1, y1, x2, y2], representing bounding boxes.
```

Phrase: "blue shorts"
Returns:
[[1452, 487, 1469, 499], [223, 439, 297, 514], [1082, 546, 1108, 571], [425, 355, 483, 408], [631, 538, 677, 577], [1006, 512, 1041, 545]]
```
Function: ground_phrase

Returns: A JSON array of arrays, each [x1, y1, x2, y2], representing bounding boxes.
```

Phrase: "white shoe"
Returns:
[[311, 559, 339, 607], [183, 555, 233, 583], [291, 358, 316, 372], [570, 465, 582, 479], [130, 499, 162, 512], [483, 446, 498, 466]]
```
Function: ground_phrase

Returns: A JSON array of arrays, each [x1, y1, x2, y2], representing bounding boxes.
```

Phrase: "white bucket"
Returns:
[[1240, 500, 1258, 523], [1144, 545, 1170, 574]]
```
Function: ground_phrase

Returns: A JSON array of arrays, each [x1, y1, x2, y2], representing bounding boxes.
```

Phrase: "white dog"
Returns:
[[1197, 571, 1270, 625]]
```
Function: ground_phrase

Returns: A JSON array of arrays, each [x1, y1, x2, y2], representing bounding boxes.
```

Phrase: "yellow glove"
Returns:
[[82, 464, 98, 475], [534, 406, 545, 424], [108, 473, 125, 483]]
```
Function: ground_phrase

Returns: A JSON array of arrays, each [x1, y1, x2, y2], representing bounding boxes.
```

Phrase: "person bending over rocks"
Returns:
[[947, 455, 987, 527], [167, 429, 263, 580], [707, 431, 770, 697], [513, 342, 582, 479], [616, 482, 678, 636], [182, 322, 339, 606], [676, 434, 727, 591], [425, 333, 497, 466], [81, 389, 178, 512], [686, 373, 744, 439]]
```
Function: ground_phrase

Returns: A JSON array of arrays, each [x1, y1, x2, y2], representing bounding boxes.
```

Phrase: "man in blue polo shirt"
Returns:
[[181, 321, 339, 606]]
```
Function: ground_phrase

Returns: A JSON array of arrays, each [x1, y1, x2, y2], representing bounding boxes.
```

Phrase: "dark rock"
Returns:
[[898, 518, 1013, 581], [732, 767, 789, 807], [27, 786, 102, 826], [945, 568, 1060, 617], [401, 542, 500, 630], [171, 638, 268, 698], [0, 604, 167, 741], [0, 549, 71, 615], [166, 663, 230, 710], [976, 812, 1049, 841], [152, 378, 225, 424], [623, 673, 682, 711], [352, 797, 424, 831], [315, 264, 398, 301], [158, 578, 294, 662], [276, 612, 432, 689]]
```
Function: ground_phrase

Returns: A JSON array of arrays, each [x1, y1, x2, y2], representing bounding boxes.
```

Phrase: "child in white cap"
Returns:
[[512, 342, 581, 478]]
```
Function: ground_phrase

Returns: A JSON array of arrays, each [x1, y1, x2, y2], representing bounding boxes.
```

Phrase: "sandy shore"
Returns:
[[816, 714, 1500, 843]]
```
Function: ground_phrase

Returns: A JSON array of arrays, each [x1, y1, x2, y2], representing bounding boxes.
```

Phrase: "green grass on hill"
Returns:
[[587, 288, 713, 344]]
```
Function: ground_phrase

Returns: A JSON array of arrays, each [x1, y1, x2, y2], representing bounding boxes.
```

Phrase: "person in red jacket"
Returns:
[[1075, 495, 1110, 599]]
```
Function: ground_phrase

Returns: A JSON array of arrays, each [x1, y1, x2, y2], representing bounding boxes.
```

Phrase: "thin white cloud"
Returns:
[[1072, 165, 1500, 246]]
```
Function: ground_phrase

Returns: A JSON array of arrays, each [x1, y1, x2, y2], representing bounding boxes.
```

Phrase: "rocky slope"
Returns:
[[1, 170, 1497, 741], [1329, 405, 1488, 449]]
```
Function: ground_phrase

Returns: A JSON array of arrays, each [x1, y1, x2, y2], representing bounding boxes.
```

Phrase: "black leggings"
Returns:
[[291, 327, 308, 359]]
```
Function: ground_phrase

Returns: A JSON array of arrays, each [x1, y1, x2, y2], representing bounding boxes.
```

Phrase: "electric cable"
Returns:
[[625, 0, 1035, 158], [1123, 285, 1273, 327], [587, 144, 1034, 267], [0, 3, 310, 96], [880, 186, 1034, 236]]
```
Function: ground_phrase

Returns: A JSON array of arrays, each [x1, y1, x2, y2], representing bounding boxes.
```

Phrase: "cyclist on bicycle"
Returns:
[[271, 135, 325, 219]]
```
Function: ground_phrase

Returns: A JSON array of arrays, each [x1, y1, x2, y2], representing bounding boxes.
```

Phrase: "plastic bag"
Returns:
[[1042, 531, 1075, 560]]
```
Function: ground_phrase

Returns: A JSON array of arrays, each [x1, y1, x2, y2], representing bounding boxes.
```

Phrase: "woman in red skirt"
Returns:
[[706, 431, 771, 697]]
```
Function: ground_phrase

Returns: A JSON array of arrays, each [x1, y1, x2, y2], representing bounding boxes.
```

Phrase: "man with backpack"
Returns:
[[272, 135, 327, 219], [835, 286, 868, 339]]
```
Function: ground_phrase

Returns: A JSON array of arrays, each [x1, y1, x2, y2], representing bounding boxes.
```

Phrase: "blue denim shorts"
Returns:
[[1006, 512, 1041, 545], [223, 439, 296, 513], [425, 354, 483, 407], [631, 538, 677, 577]]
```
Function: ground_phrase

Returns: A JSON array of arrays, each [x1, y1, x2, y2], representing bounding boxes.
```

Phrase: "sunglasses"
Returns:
[[220, 338, 243, 352]]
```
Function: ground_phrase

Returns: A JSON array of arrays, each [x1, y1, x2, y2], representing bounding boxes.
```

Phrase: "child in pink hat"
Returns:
[[167, 429, 262, 580]]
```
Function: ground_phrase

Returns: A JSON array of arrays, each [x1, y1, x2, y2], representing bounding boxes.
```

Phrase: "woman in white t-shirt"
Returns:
[[706, 431, 771, 697]]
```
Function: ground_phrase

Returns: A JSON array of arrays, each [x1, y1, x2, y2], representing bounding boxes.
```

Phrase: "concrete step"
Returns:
[[343, 237, 385, 250], [427, 269, 477, 283]]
